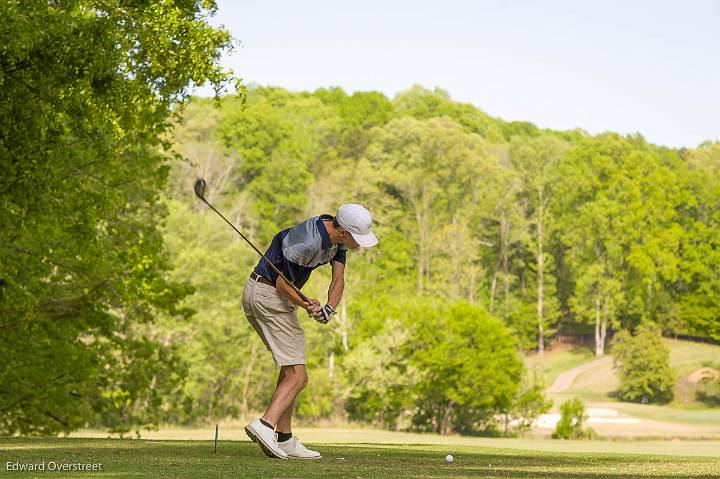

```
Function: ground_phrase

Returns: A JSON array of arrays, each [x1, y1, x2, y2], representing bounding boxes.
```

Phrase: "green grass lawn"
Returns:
[[2, 438, 719, 479], [540, 339, 720, 406], [530, 339, 720, 438], [668, 339, 720, 377]]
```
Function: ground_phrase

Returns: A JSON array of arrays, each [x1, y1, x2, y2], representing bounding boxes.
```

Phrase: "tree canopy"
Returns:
[[0, 0, 234, 435]]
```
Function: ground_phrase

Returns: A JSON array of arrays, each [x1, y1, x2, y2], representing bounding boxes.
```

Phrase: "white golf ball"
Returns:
[[445, 454, 454, 463]]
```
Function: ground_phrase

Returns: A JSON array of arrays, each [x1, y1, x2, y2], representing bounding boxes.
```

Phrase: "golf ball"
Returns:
[[445, 454, 454, 463]]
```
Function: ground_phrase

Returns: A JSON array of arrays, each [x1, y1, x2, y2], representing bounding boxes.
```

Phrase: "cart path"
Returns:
[[546, 356, 612, 393]]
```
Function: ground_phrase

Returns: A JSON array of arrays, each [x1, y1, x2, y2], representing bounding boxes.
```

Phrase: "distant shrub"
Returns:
[[552, 398, 596, 439], [696, 378, 720, 407], [611, 323, 676, 404]]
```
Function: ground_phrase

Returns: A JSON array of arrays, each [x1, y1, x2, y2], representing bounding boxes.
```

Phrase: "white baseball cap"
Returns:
[[336, 204, 378, 248]]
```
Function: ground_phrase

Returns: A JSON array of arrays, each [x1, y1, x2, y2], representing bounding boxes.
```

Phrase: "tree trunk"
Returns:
[[415, 184, 430, 295], [416, 206, 424, 294], [490, 262, 500, 313], [328, 351, 335, 378], [240, 341, 259, 420], [441, 400, 454, 435], [421, 183, 430, 289], [501, 215, 510, 321], [537, 201, 545, 355], [340, 303, 349, 351], [594, 297, 606, 356]]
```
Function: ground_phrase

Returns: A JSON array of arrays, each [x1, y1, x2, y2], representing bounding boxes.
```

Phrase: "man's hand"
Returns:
[[314, 304, 337, 324], [303, 299, 321, 318]]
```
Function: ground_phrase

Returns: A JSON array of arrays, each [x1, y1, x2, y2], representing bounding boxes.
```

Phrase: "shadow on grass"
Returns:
[[1, 438, 717, 478]]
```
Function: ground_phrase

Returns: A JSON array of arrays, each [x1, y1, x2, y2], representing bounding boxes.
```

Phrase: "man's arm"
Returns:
[[327, 260, 345, 309], [276, 274, 320, 314]]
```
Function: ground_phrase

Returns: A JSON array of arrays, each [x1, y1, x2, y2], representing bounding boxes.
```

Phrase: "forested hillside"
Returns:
[[158, 85, 720, 432]]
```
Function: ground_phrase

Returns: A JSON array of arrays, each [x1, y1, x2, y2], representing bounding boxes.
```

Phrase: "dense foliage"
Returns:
[[161, 85, 720, 432], [0, 1, 234, 435], [552, 398, 595, 439], [611, 324, 676, 404]]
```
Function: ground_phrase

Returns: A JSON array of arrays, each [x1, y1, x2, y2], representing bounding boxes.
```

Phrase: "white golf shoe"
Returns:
[[278, 435, 322, 459], [244, 419, 288, 459]]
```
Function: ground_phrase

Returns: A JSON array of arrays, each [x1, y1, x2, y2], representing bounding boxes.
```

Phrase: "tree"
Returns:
[[696, 376, 720, 407], [552, 398, 595, 439], [392, 85, 505, 142], [611, 323, 676, 404], [411, 301, 525, 435], [314, 87, 392, 129], [674, 142, 720, 341], [482, 146, 530, 339], [558, 134, 685, 355], [343, 319, 421, 430], [509, 135, 568, 354], [365, 116, 492, 296], [216, 87, 340, 243], [0, 0, 234, 435]]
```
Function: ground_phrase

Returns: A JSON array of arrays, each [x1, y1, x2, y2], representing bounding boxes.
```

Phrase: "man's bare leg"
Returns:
[[274, 368, 296, 434], [262, 364, 307, 428]]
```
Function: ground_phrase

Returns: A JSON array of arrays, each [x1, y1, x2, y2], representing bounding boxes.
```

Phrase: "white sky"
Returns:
[[194, 0, 720, 148]]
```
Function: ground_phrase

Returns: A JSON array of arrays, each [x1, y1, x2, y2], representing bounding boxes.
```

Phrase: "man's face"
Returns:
[[342, 230, 360, 250]]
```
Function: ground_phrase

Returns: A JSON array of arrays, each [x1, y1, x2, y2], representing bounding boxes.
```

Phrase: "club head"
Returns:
[[194, 178, 207, 199]]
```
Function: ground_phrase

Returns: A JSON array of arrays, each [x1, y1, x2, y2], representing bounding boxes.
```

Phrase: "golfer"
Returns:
[[243, 204, 378, 459]]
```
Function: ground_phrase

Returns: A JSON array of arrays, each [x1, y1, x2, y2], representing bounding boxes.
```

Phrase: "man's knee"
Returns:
[[282, 365, 308, 391], [295, 366, 308, 391]]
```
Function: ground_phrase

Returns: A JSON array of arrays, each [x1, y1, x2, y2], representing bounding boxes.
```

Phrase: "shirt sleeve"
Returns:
[[331, 248, 347, 265]]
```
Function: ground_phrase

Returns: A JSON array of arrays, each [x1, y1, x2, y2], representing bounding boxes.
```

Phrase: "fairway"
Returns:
[[2, 438, 719, 479]]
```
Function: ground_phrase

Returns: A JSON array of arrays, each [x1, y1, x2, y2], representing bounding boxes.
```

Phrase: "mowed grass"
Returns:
[[525, 344, 595, 386], [669, 339, 720, 377], [540, 339, 720, 405], [528, 338, 720, 395], [2, 438, 720, 479], [528, 339, 720, 437]]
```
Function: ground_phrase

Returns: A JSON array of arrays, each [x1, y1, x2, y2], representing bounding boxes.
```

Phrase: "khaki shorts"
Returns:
[[242, 275, 306, 366]]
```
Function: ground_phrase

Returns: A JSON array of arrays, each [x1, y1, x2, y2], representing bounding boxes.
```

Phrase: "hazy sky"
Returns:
[[195, 0, 720, 148]]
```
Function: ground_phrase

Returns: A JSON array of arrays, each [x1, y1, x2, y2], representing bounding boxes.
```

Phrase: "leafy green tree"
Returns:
[[365, 116, 492, 296], [216, 87, 340, 242], [314, 87, 392, 129], [611, 323, 676, 404], [500, 121, 541, 140], [509, 135, 568, 353], [0, 0, 233, 435], [411, 301, 524, 435], [392, 85, 505, 142], [479, 148, 532, 341], [343, 319, 421, 430], [696, 377, 720, 407], [552, 398, 595, 439], [675, 142, 720, 341], [557, 134, 685, 355], [159, 200, 277, 423]]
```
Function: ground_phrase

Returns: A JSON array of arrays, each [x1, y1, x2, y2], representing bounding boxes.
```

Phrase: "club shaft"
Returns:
[[200, 198, 311, 304]]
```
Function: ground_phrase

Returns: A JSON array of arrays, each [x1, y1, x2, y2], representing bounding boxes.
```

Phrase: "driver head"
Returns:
[[194, 178, 207, 199]]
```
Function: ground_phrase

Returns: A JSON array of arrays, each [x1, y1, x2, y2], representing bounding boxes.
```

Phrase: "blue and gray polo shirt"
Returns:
[[253, 214, 347, 289]]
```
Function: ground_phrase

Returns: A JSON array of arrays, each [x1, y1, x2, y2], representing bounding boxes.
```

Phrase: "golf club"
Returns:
[[193, 178, 312, 305]]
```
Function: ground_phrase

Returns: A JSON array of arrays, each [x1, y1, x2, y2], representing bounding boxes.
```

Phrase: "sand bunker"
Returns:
[[687, 367, 720, 384]]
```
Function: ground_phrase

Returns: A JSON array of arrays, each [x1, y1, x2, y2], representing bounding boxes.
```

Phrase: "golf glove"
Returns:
[[314, 304, 336, 324]]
